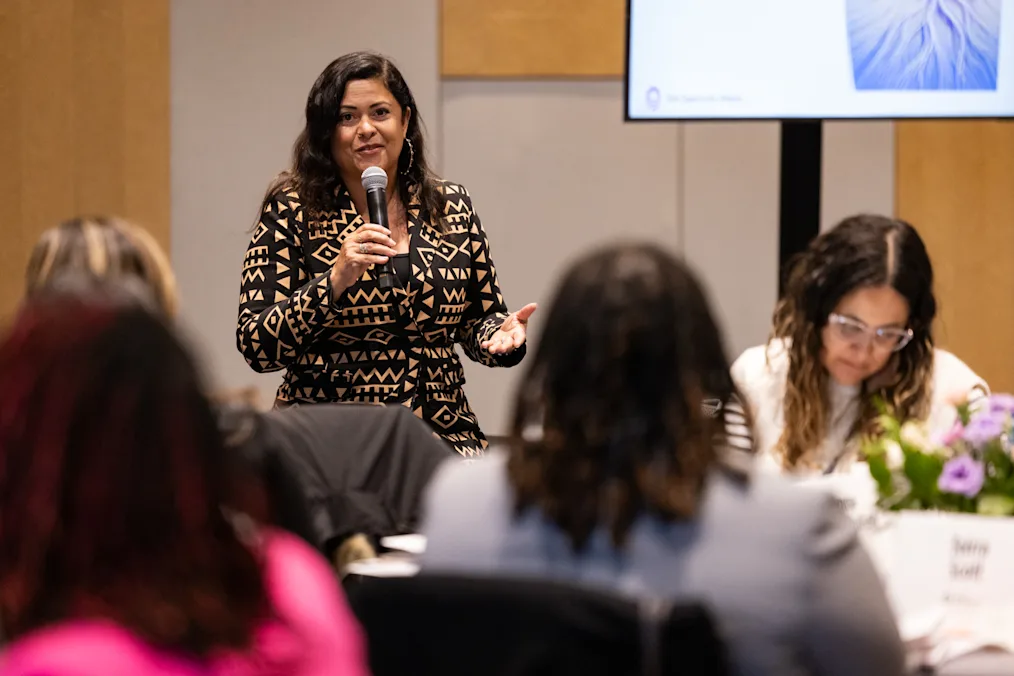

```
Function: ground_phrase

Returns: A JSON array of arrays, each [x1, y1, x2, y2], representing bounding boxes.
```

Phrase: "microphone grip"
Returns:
[[365, 187, 395, 289]]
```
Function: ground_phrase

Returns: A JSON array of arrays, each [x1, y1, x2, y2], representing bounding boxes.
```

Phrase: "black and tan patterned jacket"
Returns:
[[237, 180, 524, 456]]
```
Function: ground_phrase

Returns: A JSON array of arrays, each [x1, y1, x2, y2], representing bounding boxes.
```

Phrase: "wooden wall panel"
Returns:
[[441, 0, 625, 77], [896, 121, 1014, 394], [0, 0, 169, 321], [121, 0, 171, 236]]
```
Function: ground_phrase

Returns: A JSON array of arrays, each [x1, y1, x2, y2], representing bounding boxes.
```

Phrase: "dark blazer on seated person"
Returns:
[[222, 402, 450, 555], [419, 452, 905, 676]]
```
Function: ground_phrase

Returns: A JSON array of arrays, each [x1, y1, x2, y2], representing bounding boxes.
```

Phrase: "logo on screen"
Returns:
[[645, 87, 661, 111]]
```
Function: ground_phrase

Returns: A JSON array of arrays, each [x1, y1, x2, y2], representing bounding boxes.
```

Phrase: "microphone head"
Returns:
[[361, 166, 388, 192]]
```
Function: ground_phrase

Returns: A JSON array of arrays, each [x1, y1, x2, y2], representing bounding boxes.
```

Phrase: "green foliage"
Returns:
[[864, 393, 1014, 516]]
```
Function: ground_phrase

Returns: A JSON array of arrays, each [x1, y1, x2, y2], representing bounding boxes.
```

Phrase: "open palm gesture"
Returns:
[[481, 303, 538, 355]]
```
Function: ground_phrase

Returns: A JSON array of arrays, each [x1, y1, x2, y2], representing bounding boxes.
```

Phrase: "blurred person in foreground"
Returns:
[[23, 216, 450, 570], [420, 244, 905, 676], [0, 293, 368, 675]]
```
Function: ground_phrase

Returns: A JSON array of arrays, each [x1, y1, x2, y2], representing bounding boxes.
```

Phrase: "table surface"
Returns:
[[933, 651, 1014, 676]]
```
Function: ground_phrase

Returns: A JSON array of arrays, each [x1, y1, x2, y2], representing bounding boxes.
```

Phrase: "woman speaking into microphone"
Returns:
[[237, 52, 535, 456]]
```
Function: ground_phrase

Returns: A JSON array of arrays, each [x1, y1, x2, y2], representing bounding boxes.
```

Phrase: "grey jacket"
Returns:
[[420, 452, 904, 676]]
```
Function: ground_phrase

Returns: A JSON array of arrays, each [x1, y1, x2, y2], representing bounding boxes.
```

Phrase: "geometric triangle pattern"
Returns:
[[236, 180, 526, 457]]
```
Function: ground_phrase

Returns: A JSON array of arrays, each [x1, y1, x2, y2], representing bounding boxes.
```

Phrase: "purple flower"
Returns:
[[963, 412, 1006, 447], [989, 394, 1014, 415], [938, 456, 985, 498]]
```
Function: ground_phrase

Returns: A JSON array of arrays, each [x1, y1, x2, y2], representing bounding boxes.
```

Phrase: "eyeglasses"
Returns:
[[826, 313, 913, 352]]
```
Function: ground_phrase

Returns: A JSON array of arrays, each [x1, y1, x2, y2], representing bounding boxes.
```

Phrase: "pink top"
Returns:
[[0, 530, 370, 676]]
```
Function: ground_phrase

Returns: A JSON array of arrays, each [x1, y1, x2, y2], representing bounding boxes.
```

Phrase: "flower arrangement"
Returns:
[[862, 393, 1014, 515]]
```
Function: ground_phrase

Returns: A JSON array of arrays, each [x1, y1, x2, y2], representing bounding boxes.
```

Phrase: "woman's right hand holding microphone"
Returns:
[[330, 223, 399, 295]]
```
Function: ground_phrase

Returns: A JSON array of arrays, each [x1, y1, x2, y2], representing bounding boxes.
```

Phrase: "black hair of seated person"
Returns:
[[0, 292, 269, 653], [12, 277, 273, 528], [508, 244, 751, 553]]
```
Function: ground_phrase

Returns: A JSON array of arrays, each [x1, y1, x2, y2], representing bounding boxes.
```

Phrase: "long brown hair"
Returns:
[[772, 214, 936, 469], [0, 297, 269, 654], [264, 51, 447, 231], [508, 244, 750, 552]]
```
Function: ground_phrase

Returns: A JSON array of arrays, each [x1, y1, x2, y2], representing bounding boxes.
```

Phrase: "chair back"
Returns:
[[346, 573, 730, 676]]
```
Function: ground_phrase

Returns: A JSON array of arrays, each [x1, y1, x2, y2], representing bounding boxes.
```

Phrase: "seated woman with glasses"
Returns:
[[732, 214, 987, 475]]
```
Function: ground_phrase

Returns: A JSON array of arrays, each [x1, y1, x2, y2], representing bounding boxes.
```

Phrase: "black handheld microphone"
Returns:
[[361, 166, 395, 289]]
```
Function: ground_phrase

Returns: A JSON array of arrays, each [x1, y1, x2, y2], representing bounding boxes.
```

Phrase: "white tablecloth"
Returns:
[[935, 652, 1014, 676]]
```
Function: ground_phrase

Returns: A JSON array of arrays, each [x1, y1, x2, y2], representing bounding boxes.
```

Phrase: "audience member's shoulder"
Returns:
[[259, 527, 350, 622], [0, 621, 168, 676], [430, 451, 505, 494], [421, 454, 509, 568], [728, 468, 793, 503], [423, 453, 507, 529], [257, 528, 369, 673], [261, 527, 332, 581], [731, 339, 788, 392], [932, 348, 988, 402], [728, 470, 849, 539]]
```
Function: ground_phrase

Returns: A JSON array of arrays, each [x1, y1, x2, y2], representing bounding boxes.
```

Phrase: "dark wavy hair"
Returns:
[[266, 51, 446, 231], [771, 214, 936, 469], [508, 244, 749, 552], [0, 296, 269, 655]]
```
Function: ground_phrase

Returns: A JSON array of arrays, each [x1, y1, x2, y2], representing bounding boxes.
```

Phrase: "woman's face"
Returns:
[[819, 284, 910, 387], [331, 78, 410, 185]]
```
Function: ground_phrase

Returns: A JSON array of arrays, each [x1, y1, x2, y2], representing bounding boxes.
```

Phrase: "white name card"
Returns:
[[887, 512, 1014, 617]]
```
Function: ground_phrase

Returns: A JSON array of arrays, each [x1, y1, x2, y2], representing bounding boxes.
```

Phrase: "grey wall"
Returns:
[[681, 122, 782, 360], [822, 122, 895, 231], [171, 1, 894, 431], [441, 81, 682, 433], [442, 105, 894, 435]]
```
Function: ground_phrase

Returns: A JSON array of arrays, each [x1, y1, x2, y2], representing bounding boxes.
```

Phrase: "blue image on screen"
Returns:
[[847, 0, 1002, 90]]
